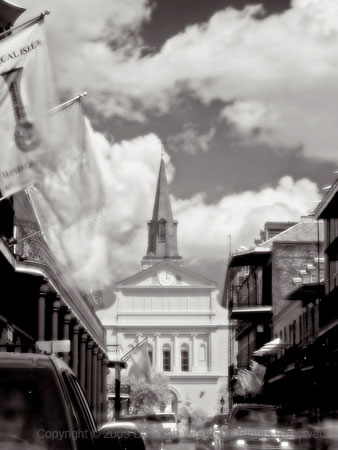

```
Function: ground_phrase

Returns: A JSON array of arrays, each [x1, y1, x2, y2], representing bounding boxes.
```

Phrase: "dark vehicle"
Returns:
[[213, 413, 229, 427], [222, 404, 297, 450], [0, 352, 127, 450], [196, 417, 222, 450], [117, 414, 164, 450]]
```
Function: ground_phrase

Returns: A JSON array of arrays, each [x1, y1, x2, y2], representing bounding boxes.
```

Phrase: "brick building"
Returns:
[[223, 217, 324, 410]]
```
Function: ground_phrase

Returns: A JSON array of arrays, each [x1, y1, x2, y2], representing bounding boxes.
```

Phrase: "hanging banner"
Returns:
[[26, 96, 106, 293], [0, 15, 61, 196], [34, 97, 105, 226]]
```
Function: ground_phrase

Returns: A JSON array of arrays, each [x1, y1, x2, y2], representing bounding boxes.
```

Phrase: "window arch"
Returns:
[[158, 219, 167, 242], [162, 344, 171, 372], [180, 344, 189, 372]]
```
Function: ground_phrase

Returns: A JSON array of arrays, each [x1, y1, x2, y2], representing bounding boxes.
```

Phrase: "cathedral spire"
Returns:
[[142, 155, 182, 268]]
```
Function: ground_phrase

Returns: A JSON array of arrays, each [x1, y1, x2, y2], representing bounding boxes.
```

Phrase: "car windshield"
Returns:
[[0, 367, 70, 450], [156, 414, 175, 423], [232, 408, 278, 426]]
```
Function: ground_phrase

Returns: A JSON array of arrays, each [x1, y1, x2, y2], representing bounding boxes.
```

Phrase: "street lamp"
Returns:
[[220, 396, 225, 413]]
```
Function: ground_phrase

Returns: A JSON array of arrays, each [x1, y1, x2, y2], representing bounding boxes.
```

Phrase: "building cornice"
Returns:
[[111, 323, 230, 330], [168, 374, 225, 383]]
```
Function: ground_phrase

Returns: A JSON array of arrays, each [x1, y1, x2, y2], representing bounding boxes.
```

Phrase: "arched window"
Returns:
[[198, 344, 206, 361], [181, 344, 189, 372], [158, 219, 167, 242], [163, 344, 171, 372]]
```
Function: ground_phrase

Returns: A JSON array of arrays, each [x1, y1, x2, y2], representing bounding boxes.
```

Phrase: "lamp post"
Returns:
[[220, 396, 225, 413]]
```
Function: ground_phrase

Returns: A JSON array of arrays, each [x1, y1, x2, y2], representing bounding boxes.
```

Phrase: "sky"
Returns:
[[13, 0, 338, 305]]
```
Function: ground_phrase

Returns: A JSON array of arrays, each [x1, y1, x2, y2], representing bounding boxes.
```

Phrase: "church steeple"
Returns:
[[142, 156, 182, 268]]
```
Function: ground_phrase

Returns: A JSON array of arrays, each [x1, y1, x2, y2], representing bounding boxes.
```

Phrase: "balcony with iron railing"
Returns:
[[10, 218, 106, 347], [265, 339, 321, 383], [229, 271, 272, 320]]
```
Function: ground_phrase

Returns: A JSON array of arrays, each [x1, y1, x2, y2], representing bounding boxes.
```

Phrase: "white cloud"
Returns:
[[12, 1, 327, 296], [16, 0, 338, 159], [56, 126, 320, 297], [174, 175, 320, 269]]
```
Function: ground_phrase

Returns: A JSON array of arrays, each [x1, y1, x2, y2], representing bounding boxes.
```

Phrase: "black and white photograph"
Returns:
[[0, 0, 338, 449]]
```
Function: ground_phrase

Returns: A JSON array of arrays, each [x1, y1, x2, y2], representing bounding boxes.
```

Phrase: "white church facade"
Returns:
[[98, 157, 229, 417]]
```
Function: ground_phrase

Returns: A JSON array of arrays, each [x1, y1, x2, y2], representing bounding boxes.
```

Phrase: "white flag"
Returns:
[[26, 96, 106, 292], [0, 16, 61, 196], [33, 97, 105, 226], [128, 343, 152, 382]]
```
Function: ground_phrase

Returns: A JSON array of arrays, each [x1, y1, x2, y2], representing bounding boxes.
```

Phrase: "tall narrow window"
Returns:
[[163, 345, 171, 372], [181, 349, 189, 372], [158, 219, 167, 242]]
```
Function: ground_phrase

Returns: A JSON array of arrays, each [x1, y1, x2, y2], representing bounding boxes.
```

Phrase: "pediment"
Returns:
[[116, 260, 216, 289]]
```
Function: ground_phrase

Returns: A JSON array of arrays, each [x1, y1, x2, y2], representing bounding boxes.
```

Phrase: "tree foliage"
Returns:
[[179, 397, 207, 427], [124, 372, 172, 414]]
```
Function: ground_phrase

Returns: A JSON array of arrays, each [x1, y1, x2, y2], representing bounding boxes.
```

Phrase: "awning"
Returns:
[[253, 338, 288, 356]]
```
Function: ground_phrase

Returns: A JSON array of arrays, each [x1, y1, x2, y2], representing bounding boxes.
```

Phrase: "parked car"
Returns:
[[222, 403, 298, 450], [154, 412, 180, 443], [99, 421, 145, 450], [117, 414, 164, 450], [0, 352, 126, 450]]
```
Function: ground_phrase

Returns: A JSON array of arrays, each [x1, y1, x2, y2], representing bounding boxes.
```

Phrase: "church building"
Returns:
[[98, 156, 228, 417]]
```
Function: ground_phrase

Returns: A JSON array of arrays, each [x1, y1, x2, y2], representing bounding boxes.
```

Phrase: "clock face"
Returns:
[[158, 271, 175, 286]]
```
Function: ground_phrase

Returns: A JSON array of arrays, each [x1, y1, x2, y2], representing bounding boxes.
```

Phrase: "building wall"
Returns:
[[272, 242, 323, 315], [273, 301, 303, 345], [101, 286, 228, 417]]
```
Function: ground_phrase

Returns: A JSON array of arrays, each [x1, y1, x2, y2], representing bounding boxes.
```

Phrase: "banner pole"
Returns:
[[0, 10, 50, 40], [49, 92, 88, 113]]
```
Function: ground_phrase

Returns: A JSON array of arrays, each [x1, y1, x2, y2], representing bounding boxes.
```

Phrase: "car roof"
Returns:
[[100, 422, 138, 430], [0, 352, 72, 372]]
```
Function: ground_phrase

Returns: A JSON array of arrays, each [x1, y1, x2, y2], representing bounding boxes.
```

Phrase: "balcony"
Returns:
[[229, 301, 273, 320], [266, 343, 317, 383]]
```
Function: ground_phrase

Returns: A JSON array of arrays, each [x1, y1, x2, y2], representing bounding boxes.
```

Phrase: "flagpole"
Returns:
[[49, 92, 88, 114], [0, 10, 50, 40], [122, 337, 148, 361]]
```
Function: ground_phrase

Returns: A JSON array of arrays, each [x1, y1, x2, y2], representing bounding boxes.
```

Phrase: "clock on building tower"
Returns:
[[158, 271, 175, 286]]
